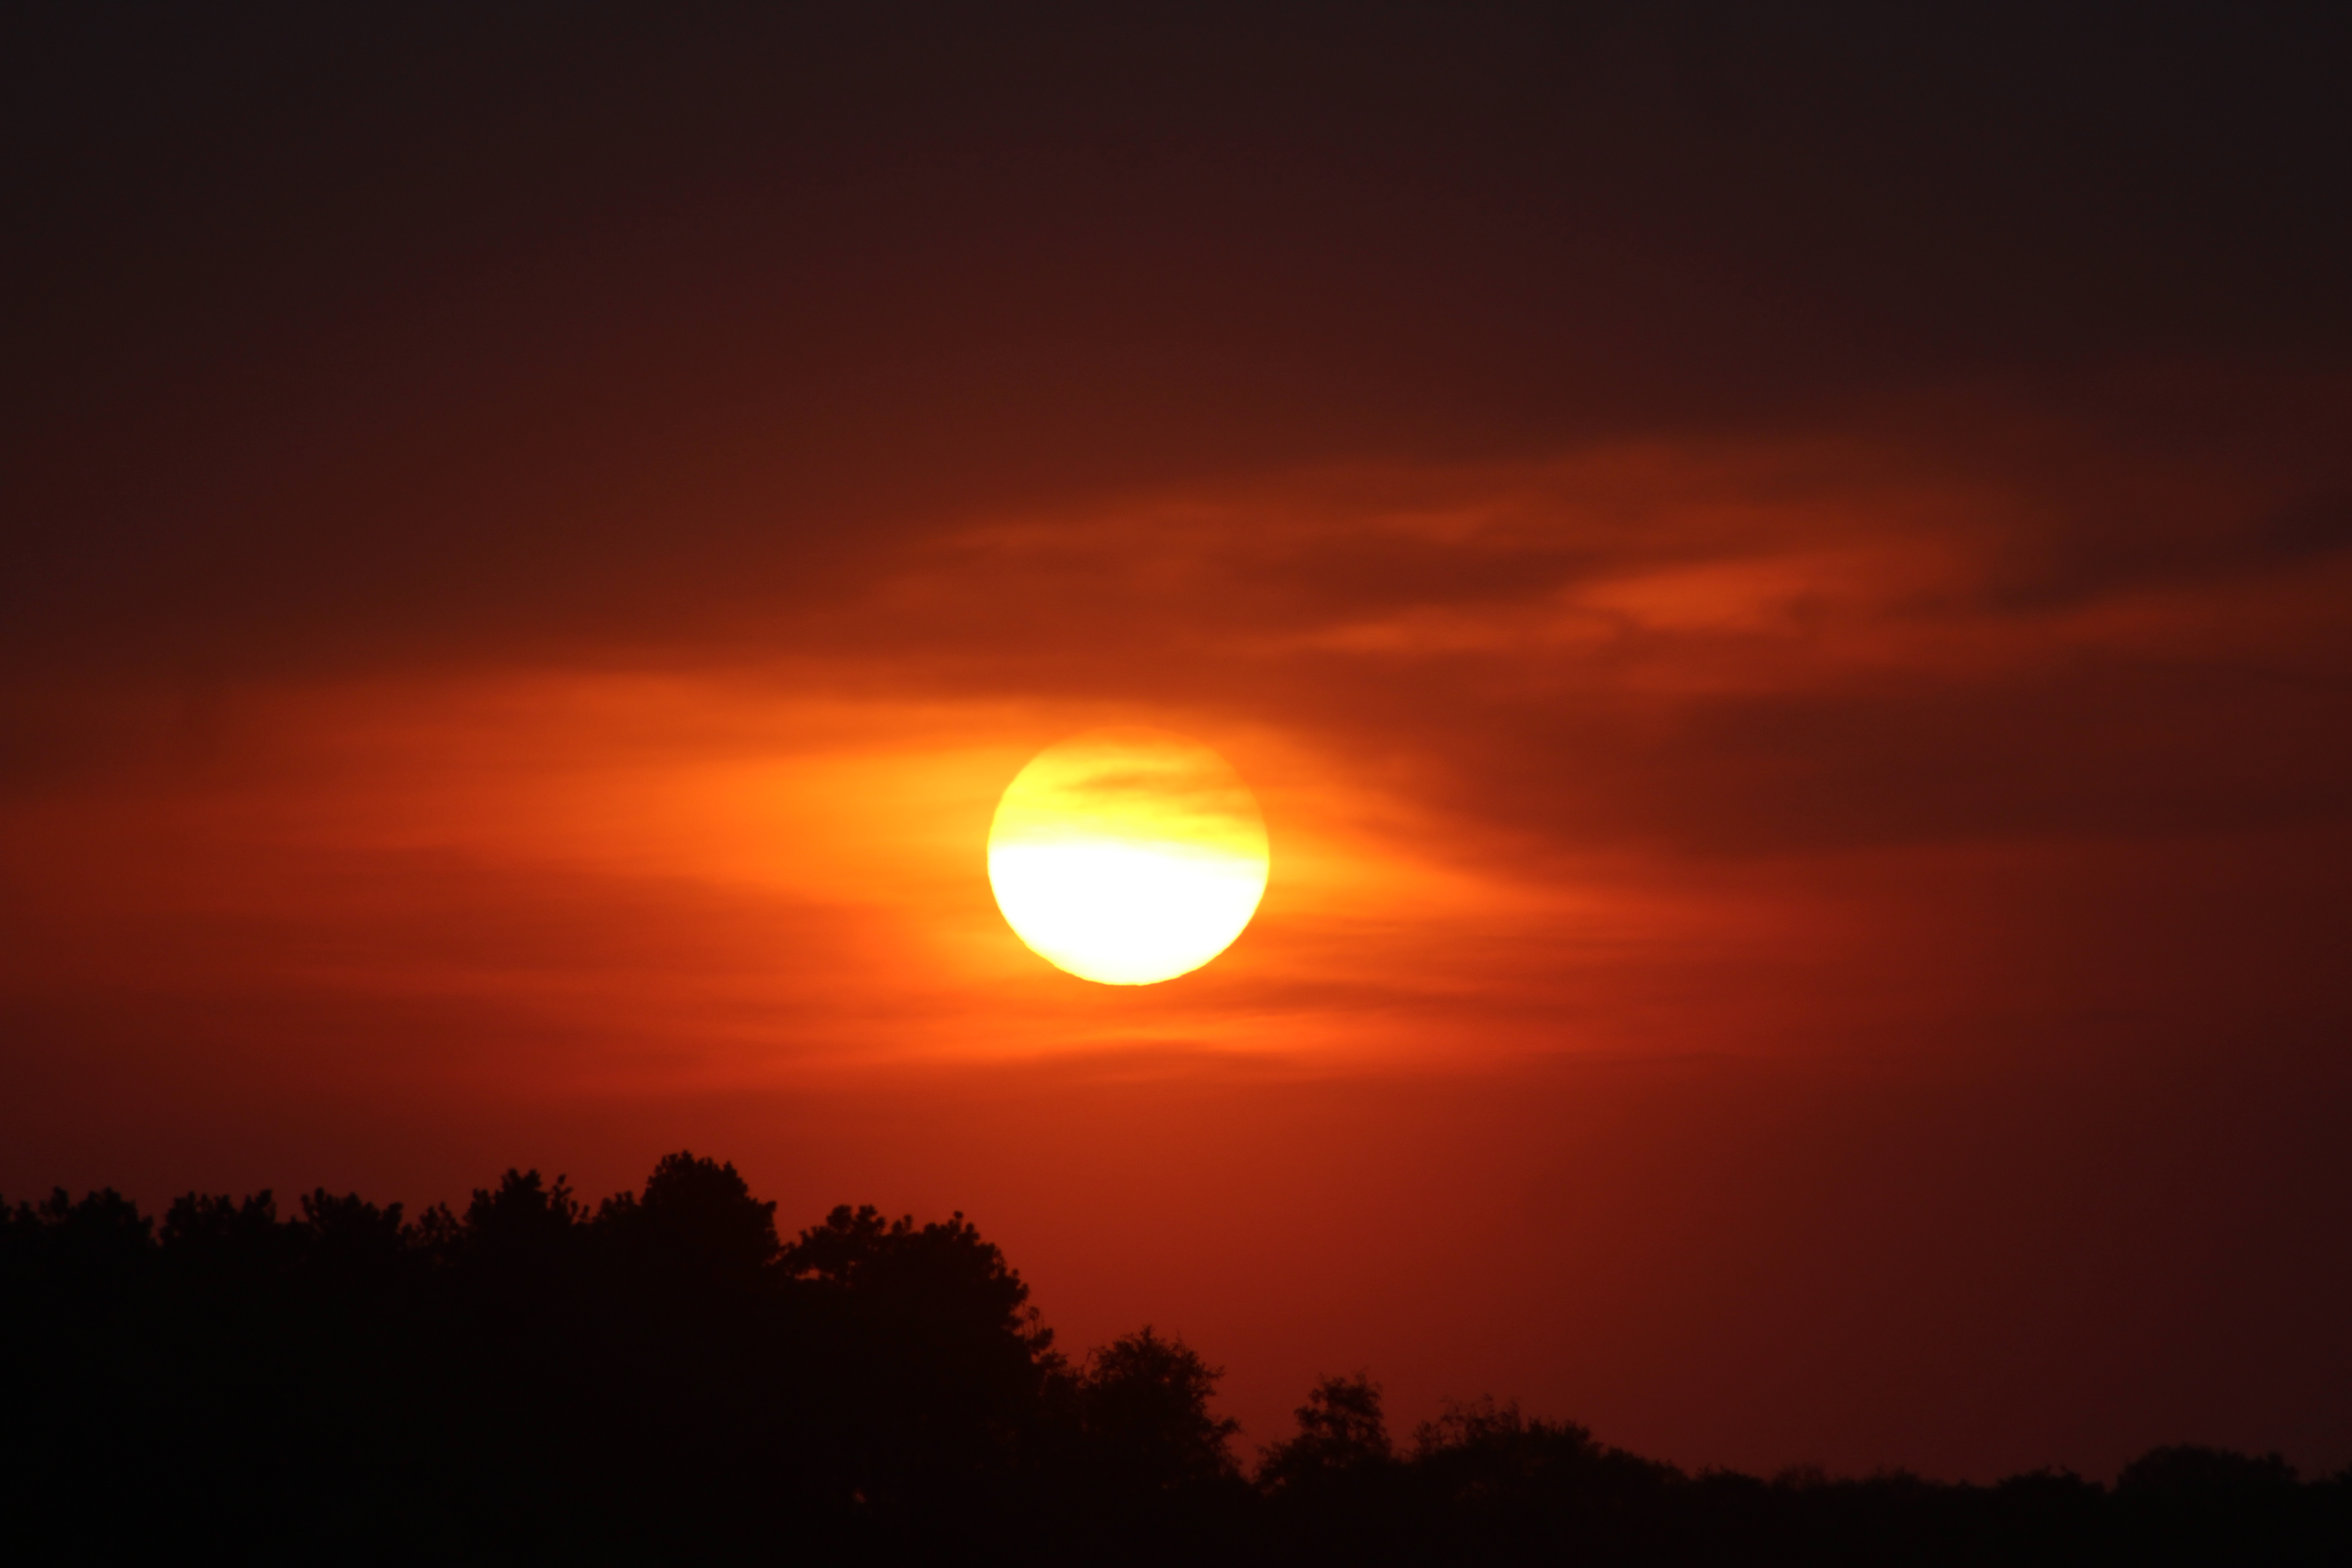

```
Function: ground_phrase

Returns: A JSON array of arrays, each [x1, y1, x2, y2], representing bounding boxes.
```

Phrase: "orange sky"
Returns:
[[5, 7, 2350, 1482]]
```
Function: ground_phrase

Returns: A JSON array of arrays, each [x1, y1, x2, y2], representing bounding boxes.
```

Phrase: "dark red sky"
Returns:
[[5, 5, 2350, 1481]]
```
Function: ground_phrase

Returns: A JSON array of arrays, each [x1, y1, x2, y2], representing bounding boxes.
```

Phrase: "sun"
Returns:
[[988, 729, 1270, 985]]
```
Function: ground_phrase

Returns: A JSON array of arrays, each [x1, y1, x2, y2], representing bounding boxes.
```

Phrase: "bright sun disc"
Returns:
[[988, 729, 1270, 985]]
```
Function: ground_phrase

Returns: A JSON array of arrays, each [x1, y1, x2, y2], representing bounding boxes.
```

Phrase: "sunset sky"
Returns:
[[5, 6, 2349, 1482]]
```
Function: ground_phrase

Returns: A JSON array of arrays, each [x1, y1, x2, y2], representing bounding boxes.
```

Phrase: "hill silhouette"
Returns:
[[4, 1153, 2345, 1563]]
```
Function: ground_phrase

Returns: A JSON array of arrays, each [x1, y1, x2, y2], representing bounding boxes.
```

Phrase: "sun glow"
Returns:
[[987, 729, 1270, 985]]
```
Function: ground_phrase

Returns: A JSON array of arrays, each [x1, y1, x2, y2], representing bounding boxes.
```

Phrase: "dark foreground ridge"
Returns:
[[5, 1154, 2344, 1564]]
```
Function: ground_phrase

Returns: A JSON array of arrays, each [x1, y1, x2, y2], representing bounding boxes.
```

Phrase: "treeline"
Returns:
[[3, 1153, 2344, 1565]]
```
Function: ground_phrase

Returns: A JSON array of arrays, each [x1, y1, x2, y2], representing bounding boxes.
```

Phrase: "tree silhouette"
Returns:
[[779, 1200, 1055, 1526], [598, 1150, 777, 1282], [1073, 1325, 1241, 1494], [1260, 1372, 1394, 1490], [461, 1167, 582, 1271], [5, 1156, 2349, 1564]]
